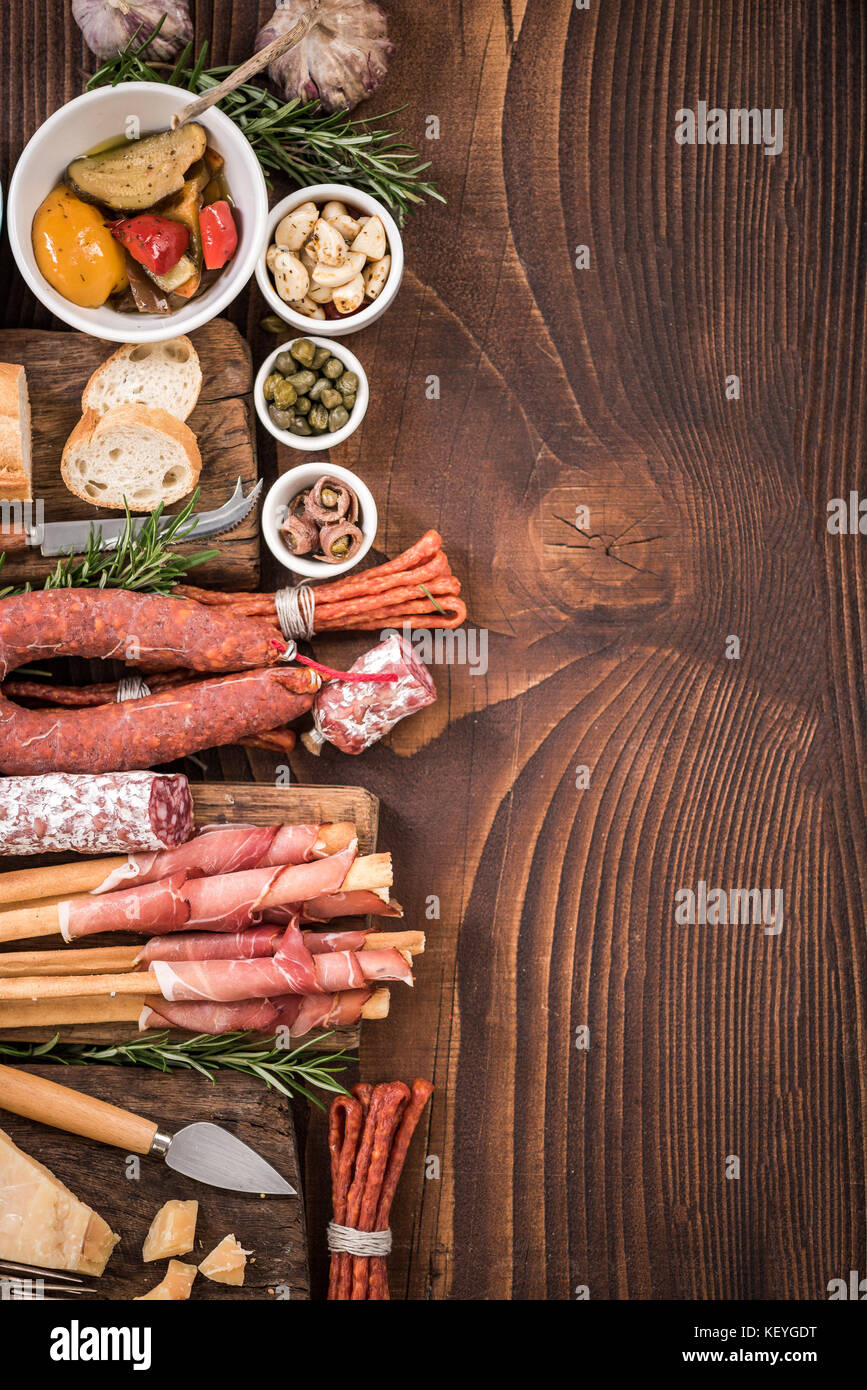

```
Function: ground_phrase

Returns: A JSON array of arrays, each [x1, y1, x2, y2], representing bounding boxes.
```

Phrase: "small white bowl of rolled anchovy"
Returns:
[[261, 461, 378, 578]]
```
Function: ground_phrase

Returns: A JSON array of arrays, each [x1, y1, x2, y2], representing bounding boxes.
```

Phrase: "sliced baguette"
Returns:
[[81, 337, 202, 422], [0, 363, 32, 501], [61, 405, 201, 512]]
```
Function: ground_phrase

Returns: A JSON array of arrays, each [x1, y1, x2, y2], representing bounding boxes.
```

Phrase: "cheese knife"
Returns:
[[0, 477, 262, 555], [0, 1063, 296, 1195]]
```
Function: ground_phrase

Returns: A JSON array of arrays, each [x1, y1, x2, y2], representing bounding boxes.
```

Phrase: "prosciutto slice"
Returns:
[[93, 823, 337, 893], [135, 925, 371, 964], [60, 844, 358, 940], [59, 872, 191, 941], [150, 922, 412, 1001], [139, 988, 373, 1037], [267, 892, 403, 925]]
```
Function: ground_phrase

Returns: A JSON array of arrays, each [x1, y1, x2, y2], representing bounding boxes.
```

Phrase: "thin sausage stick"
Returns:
[[0, 932, 425, 978]]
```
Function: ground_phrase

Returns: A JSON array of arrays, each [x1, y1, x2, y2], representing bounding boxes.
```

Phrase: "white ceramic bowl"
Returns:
[[255, 336, 368, 452], [255, 182, 403, 338], [262, 462, 377, 578], [7, 83, 268, 343]]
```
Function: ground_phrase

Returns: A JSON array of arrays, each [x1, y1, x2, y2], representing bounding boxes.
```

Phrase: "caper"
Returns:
[[261, 314, 287, 334], [328, 406, 350, 431], [337, 370, 358, 396], [312, 345, 331, 370], [286, 370, 317, 392], [320, 486, 341, 508], [323, 356, 344, 379], [330, 536, 351, 558], [320, 387, 342, 410], [290, 338, 316, 367], [269, 404, 294, 429], [342, 392, 356, 409], [275, 351, 295, 375], [272, 378, 298, 409], [308, 403, 329, 432], [289, 416, 313, 436], [294, 394, 312, 415], [263, 372, 283, 402], [308, 377, 328, 401]]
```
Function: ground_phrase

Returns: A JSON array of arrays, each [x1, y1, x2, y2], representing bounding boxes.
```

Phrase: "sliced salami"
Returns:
[[307, 634, 437, 755], [0, 772, 194, 855]]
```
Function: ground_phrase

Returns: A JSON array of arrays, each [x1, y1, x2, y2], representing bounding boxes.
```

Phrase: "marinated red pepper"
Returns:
[[110, 215, 190, 276], [199, 201, 238, 270]]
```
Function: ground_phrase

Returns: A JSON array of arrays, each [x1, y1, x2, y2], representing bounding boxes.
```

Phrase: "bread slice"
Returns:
[[61, 405, 201, 512], [81, 337, 202, 422], [0, 363, 32, 501]]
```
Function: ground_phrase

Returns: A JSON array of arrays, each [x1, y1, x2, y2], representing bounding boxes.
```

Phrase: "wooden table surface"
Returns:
[[2, 0, 865, 1301]]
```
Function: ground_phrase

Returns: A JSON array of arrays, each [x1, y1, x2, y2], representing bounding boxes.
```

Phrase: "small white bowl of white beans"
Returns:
[[255, 182, 403, 338]]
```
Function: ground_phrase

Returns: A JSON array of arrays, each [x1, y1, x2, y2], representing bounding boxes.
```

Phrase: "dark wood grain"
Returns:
[[0, 320, 260, 589], [1, 0, 865, 1304], [1, 1065, 308, 1300]]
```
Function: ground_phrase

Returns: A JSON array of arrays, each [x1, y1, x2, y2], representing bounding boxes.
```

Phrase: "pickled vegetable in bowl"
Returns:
[[31, 123, 240, 315]]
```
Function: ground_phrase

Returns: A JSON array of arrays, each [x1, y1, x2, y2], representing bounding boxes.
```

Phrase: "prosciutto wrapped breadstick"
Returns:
[[140, 987, 389, 1037]]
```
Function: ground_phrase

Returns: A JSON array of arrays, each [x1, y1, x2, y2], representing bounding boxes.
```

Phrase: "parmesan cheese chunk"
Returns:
[[0, 1127, 118, 1276], [198, 1233, 251, 1286], [142, 1198, 198, 1262], [134, 1258, 197, 1301]]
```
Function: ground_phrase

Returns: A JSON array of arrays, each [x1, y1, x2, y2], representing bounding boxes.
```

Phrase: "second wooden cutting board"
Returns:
[[0, 1065, 309, 1300], [0, 319, 259, 590]]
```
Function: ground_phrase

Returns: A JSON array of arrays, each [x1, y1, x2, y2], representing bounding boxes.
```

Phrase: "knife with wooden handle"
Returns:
[[0, 1063, 295, 1194]]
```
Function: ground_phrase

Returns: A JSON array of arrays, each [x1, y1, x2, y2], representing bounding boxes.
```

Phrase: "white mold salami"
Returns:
[[0, 772, 194, 855], [306, 634, 436, 755]]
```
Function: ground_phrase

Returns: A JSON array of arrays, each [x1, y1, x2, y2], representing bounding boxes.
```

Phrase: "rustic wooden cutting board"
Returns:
[[0, 319, 259, 590], [1, 1065, 308, 1300], [0, 781, 380, 1050]]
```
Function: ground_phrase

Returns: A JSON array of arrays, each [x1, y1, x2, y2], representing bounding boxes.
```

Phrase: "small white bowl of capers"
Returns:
[[254, 335, 369, 451]]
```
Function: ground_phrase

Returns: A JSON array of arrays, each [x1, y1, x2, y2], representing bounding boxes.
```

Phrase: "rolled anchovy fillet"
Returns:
[[305, 475, 359, 526], [281, 509, 321, 554], [319, 520, 364, 563]]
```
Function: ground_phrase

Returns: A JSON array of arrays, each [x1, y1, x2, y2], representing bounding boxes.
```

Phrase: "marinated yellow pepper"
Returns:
[[32, 186, 128, 308]]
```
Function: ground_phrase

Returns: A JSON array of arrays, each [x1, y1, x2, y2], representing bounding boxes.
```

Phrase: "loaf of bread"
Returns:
[[61, 405, 201, 511], [81, 337, 202, 421], [0, 363, 32, 501]]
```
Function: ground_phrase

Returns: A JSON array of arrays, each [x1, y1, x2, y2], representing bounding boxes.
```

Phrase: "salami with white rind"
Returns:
[[0, 773, 194, 855], [309, 634, 437, 755]]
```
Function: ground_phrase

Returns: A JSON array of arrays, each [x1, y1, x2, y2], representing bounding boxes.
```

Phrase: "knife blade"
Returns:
[[155, 1122, 296, 1195], [0, 478, 262, 556], [0, 1062, 296, 1196]]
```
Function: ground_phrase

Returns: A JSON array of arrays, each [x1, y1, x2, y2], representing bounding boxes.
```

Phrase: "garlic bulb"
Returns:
[[72, 0, 193, 62], [254, 1, 394, 113]]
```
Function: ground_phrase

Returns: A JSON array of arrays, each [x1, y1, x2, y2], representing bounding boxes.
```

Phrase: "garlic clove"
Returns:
[[309, 283, 334, 304], [351, 215, 387, 261], [274, 201, 319, 250], [299, 244, 317, 274], [363, 253, 391, 301], [312, 250, 366, 289], [332, 273, 365, 315], [306, 218, 348, 267], [321, 200, 348, 221], [271, 250, 309, 303], [327, 212, 362, 244], [289, 296, 327, 320]]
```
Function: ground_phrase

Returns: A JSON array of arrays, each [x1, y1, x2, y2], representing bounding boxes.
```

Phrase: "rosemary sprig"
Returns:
[[86, 26, 445, 224], [0, 1031, 351, 1108], [0, 488, 218, 599], [419, 583, 446, 616]]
